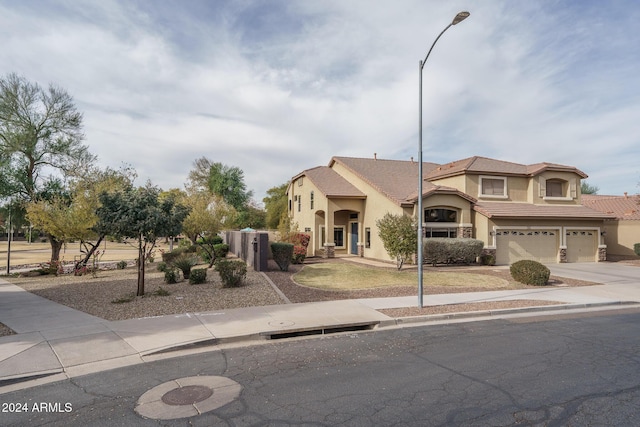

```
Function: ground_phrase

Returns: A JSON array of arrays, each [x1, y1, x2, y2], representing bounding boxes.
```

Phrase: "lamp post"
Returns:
[[418, 11, 470, 308]]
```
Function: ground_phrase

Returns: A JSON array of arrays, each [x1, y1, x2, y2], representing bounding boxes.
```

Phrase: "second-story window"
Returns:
[[310, 191, 314, 210], [546, 180, 564, 197], [297, 195, 301, 212], [480, 176, 506, 197]]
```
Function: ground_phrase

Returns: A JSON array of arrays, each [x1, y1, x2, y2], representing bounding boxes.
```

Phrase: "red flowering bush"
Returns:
[[290, 233, 310, 264]]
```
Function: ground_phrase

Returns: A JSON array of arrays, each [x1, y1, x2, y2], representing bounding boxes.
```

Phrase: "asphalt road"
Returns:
[[2, 308, 640, 426]]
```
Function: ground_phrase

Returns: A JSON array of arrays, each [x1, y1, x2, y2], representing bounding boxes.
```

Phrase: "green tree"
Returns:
[[581, 181, 599, 195], [376, 213, 417, 270], [263, 183, 288, 229], [27, 166, 136, 269], [208, 162, 253, 211], [181, 192, 237, 267], [0, 73, 95, 261], [237, 201, 266, 229], [96, 184, 189, 296]]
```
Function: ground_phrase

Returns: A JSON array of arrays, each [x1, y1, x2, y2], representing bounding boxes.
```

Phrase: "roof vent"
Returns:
[[374, 153, 377, 160]]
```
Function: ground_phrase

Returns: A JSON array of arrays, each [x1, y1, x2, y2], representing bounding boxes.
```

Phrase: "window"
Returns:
[[480, 177, 506, 197], [297, 196, 301, 212], [365, 227, 371, 248], [546, 180, 564, 197], [334, 227, 345, 247], [425, 228, 457, 238], [425, 208, 457, 223], [310, 191, 314, 210]]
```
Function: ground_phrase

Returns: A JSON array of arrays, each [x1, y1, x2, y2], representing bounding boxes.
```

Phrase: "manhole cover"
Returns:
[[136, 376, 242, 420], [268, 320, 295, 327], [161, 385, 213, 406]]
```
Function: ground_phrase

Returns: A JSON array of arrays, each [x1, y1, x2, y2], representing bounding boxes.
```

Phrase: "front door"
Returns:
[[350, 222, 358, 255]]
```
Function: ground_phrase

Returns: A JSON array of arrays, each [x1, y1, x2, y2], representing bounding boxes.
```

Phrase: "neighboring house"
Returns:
[[287, 155, 614, 265], [581, 193, 640, 259]]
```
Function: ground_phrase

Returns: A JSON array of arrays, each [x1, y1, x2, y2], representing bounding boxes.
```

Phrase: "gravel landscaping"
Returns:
[[0, 257, 601, 337]]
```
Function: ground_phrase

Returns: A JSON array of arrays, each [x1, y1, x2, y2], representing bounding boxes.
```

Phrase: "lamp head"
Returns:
[[452, 11, 470, 25]]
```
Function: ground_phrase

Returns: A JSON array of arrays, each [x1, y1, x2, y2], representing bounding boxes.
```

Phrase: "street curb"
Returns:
[[390, 301, 640, 326], [2, 301, 639, 393]]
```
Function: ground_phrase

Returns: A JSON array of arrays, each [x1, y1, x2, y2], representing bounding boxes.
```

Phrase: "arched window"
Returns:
[[546, 179, 565, 197], [424, 208, 457, 223]]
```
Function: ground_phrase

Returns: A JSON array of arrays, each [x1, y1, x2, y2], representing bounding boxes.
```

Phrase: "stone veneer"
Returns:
[[323, 243, 335, 258]]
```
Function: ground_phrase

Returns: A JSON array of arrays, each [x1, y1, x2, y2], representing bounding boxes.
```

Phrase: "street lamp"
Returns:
[[418, 11, 470, 308]]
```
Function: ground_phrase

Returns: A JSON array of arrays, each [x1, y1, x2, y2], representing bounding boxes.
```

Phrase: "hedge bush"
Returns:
[[161, 247, 185, 264], [479, 254, 496, 266], [271, 242, 294, 271], [116, 260, 128, 270], [188, 268, 207, 285], [510, 260, 550, 286], [213, 243, 229, 260], [634, 243, 640, 257], [164, 268, 178, 284], [423, 238, 484, 266], [215, 259, 247, 287]]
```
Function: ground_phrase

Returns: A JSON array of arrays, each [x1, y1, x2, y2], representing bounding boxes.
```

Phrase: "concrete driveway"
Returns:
[[548, 262, 639, 285], [548, 262, 640, 303]]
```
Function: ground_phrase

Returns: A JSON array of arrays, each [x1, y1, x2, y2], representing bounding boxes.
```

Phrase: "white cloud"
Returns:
[[1, 0, 639, 200]]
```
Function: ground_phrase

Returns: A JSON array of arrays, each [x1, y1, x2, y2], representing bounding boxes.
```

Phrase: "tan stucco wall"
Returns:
[[532, 172, 582, 205], [288, 176, 327, 256], [429, 175, 468, 194], [602, 220, 640, 258], [423, 194, 472, 224]]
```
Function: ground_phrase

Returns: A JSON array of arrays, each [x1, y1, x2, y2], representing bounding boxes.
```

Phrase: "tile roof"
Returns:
[[581, 194, 640, 220], [330, 156, 439, 206], [426, 156, 588, 180], [474, 202, 616, 219], [293, 166, 366, 198]]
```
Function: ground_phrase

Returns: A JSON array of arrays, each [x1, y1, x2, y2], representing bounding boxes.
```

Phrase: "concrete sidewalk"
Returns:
[[1, 274, 640, 393]]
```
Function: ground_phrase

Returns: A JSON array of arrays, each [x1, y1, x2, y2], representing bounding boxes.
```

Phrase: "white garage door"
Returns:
[[496, 229, 559, 265], [566, 230, 597, 263]]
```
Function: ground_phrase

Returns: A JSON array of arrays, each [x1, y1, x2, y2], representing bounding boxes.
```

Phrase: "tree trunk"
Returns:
[[136, 237, 145, 296], [49, 235, 63, 263], [74, 235, 105, 273]]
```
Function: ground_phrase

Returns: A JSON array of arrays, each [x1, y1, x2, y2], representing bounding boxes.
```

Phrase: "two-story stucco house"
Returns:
[[287, 155, 614, 265]]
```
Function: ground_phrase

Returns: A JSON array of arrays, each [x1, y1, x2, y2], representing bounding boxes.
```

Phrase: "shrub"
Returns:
[[164, 268, 179, 284], [423, 238, 484, 266], [189, 268, 207, 285], [154, 286, 171, 296], [156, 261, 168, 272], [271, 242, 294, 271], [289, 233, 310, 264], [116, 260, 128, 270], [172, 254, 197, 279], [479, 254, 496, 266], [634, 243, 640, 257], [162, 247, 185, 264], [213, 243, 229, 260], [510, 260, 550, 286], [292, 245, 307, 264], [215, 259, 247, 287]]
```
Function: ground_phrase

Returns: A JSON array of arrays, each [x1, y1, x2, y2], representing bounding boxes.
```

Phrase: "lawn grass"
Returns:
[[293, 262, 509, 290]]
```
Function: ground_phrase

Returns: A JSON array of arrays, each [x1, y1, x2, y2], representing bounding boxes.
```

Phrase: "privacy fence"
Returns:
[[224, 230, 270, 272]]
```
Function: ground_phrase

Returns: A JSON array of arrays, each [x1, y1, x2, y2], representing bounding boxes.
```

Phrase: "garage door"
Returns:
[[495, 229, 559, 265], [566, 230, 597, 262]]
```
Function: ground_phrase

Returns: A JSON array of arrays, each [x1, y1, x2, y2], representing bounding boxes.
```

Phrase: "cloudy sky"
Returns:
[[1, 0, 639, 202]]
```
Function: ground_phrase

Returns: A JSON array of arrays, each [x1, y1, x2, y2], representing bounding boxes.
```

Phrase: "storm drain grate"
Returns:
[[264, 322, 377, 340]]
